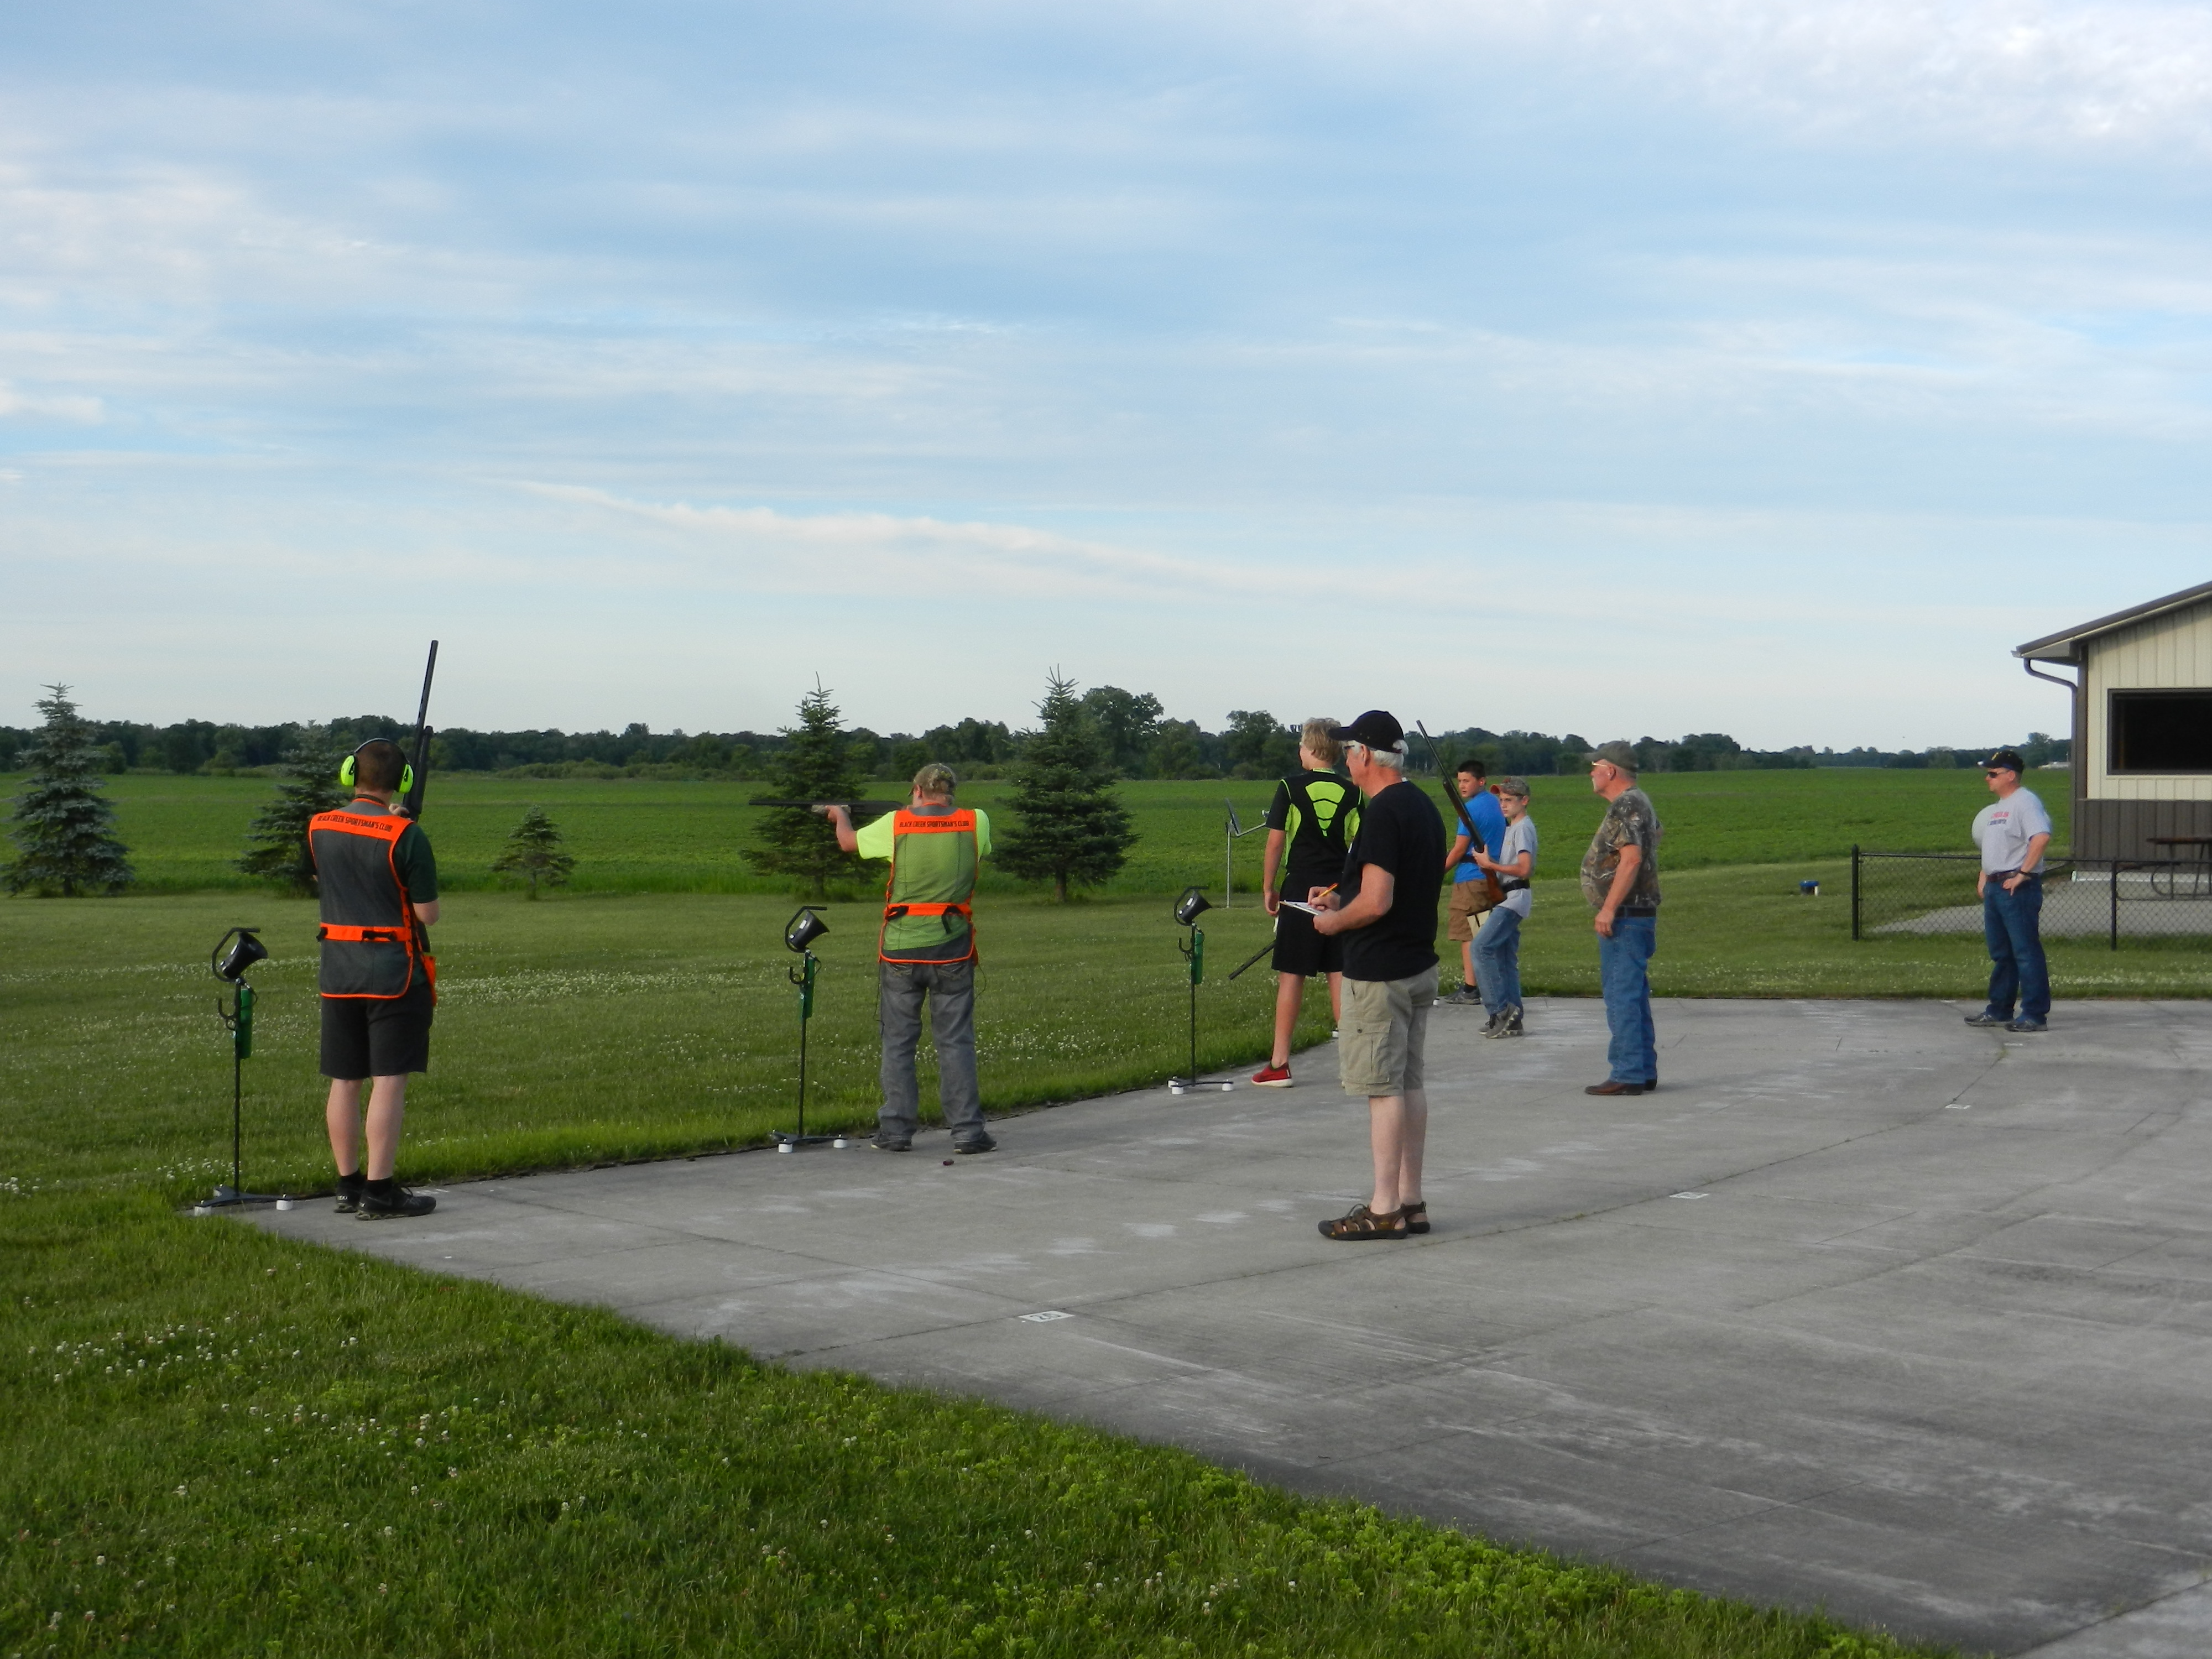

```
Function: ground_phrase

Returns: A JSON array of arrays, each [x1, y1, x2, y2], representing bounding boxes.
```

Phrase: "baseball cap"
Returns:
[[1585, 740, 1639, 773], [1983, 748, 2026, 775], [1329, 710, 1406, 751]]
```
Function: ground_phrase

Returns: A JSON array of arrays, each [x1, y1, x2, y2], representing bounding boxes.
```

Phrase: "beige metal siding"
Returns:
[[2085, 597, 2212, 801]]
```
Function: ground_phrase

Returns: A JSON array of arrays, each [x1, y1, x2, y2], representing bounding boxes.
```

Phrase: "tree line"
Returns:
[[7, 698, 2042, 784]]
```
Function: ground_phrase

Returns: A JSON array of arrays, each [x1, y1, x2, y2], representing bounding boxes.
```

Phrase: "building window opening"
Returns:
[[2110, 690, 2212, 774]]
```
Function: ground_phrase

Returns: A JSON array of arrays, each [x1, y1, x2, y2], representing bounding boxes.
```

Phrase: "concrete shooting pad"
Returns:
[[245, 998, 2212, 1657]]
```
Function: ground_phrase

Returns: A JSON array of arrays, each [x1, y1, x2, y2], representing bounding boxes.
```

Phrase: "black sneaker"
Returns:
[[953, 1133, 997, 1155], [334, 1174, 367, 1214], [1964, 1012, 2010, 1027], [869, 1133, 912, 1152], [2007, 1018, 2048, 1033], [357, 1182, 436, 1220], [1491, 1007, 1524, 1039]]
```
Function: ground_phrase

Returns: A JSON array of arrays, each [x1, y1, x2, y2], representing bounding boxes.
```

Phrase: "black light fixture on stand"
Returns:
[[772, 907, 839, 1151], [1168, 887, 1233, 1094], [196, 927, 277, 1213]]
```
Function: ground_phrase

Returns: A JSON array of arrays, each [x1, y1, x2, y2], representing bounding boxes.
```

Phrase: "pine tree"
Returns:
[[4, 685, 135, 896], [998, 669, 1136, 901], [237, 724, 350, 895], [491, 806, 576, 899], [746, 681, 865, 899]]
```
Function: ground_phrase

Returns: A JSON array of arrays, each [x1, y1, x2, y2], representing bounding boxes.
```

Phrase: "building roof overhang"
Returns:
[[2015, 580, 2212, 662]]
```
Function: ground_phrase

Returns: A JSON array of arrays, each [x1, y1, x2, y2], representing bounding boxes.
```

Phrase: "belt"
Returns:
[[1987, 869, 2039, 880], [1615, 904, 1658, 917], [1498, 878, 1531, 893]]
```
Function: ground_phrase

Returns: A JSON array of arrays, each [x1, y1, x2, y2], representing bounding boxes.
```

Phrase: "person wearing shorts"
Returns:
[[1310, 711, 1446, 1240], [1469, 778, 1537, 1036], [309, 738, 440, 1220], [1441, 759, 1507, 1003], [1251, 719, 1361, 1087]]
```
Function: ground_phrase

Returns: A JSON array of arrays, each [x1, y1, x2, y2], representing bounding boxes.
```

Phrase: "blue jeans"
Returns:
[[1473, 906, 1523, 1018], [1598, 915, 1657, 1084], [1983, 877, 2050, 1022], [878, 959, 986, 1144]]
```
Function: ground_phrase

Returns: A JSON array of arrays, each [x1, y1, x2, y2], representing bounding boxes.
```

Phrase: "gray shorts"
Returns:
[[1338, 967, 1438, 1097]]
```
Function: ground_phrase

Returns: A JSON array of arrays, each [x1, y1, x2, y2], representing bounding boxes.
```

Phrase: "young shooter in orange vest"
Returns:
[[307, 738, 441, 1219], [821, 763, 997, 1154]]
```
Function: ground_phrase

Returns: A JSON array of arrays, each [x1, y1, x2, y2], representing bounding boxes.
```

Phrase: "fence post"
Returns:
[[2111, 860, 2120, 952], [1850, 845, 1861, 941]]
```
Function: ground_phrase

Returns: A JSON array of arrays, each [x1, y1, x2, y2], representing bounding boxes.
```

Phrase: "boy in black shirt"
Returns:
[[1311, 711, 1447, 1240], [1252, 718, 1361, 1087]]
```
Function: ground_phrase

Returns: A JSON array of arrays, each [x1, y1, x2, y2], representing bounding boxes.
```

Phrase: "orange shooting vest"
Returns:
[[308, 805, 436, 1000]]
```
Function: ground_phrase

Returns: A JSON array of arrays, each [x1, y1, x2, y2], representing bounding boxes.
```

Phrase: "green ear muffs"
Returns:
[[338, 747, 414, 795]]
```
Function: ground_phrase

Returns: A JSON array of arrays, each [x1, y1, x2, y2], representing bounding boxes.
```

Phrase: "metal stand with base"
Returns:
[[197, 928, 279, 1213], [772, 907, 839, 1151], [1168, 888, 1234, 1094]]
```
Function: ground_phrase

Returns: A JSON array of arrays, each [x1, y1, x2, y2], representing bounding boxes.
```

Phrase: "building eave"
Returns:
[[2015, 579, 2212, 661]]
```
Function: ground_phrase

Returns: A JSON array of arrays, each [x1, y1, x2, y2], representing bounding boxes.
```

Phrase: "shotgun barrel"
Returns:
[[401, 641, 439, 820]]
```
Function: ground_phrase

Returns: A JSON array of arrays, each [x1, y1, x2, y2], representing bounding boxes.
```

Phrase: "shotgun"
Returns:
[[749, 798, 905, 817], [1417, 720, 1503, 907], [400, 641, 439, 821]]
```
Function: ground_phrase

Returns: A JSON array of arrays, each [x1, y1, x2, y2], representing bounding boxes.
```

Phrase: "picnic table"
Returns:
[[2144, 836, 2212, 897]]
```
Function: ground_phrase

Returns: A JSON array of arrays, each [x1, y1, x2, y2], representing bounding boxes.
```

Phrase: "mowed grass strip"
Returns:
[[8, 877, 2206, 1202], [1, 1191, 1941, 1659], [6, 767, 2063, 895]]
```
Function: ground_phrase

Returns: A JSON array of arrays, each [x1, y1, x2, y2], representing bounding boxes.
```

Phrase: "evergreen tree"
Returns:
[[491, 805, 576, 899], [746, 681, 865, 899], [999, 670, 1136, 901], [237, 724, 350, 894], [4, 685, 135, 896]]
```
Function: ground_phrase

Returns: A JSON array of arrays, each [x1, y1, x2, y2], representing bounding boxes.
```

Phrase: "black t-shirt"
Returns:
[[1265, 770, 1361, 891], [1339, 779, 1446, 983]]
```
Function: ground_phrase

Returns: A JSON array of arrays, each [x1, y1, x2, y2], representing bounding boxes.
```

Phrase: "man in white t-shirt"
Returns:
[[1966, 747, 2054, 1034]]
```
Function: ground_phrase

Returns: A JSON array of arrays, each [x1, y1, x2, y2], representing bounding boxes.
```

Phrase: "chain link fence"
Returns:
[[1852, 849, 2212, 947]]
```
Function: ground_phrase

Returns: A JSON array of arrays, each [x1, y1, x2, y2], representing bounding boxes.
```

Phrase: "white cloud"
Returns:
[[1282, 0, 2212, 153]]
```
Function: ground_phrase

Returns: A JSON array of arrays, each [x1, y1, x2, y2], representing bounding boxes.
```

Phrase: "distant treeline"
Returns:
[[0, 693, 2069, 783]]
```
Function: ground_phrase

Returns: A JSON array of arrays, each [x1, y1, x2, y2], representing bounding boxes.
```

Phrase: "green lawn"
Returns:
[[0, 765, 2066, 894], [0, 765, 2142, 1657], [1, 1191, 1936, 1658]]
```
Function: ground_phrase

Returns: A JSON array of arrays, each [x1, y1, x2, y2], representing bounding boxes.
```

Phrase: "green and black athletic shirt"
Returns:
[[1265, 770, 1363, 894]]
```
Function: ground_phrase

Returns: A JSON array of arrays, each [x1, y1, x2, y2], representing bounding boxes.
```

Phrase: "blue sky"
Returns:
[[6, 0, 2209, 746]]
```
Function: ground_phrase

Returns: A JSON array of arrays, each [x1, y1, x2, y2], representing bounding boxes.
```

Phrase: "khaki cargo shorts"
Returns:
[[1338, 967, 1439, 1097], [1446, 879, 1496, 943]]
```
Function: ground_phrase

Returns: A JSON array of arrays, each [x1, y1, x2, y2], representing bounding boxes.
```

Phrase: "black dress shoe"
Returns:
[[1584, 1079, 1646, 1097]]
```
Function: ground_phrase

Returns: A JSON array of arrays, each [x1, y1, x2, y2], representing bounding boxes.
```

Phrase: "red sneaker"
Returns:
[[1250, 1063, 1293, 1087]]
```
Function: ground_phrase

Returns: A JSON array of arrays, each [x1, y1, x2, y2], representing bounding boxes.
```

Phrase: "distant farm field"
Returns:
[[0, 765, 2070, 896]]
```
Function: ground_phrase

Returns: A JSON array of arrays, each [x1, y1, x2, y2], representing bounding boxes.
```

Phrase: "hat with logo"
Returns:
[[1329, 710, 1406, 752], [1982, 748, 2027, 775], [1585, 740, 1639, 774]]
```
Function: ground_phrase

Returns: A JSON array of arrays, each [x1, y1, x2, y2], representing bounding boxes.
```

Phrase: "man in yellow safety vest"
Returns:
[[823, 763, 995, 1154]]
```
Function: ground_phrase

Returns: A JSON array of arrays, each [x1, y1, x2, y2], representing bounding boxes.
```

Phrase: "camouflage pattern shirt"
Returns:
[[1580, 788, 1662, 910]]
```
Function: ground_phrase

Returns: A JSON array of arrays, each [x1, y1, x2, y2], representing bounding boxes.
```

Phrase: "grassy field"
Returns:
[[0, 765, 2070, 895], [0, 765, 2150, 1656], [1, 1190, 1936, 1658]]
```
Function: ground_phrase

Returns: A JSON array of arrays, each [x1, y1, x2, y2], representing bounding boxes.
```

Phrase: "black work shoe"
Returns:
[[1964, 1012, 2010, 1027], [869, 1134, 912, 1152], [953, 1133, 997, 1155], [357, 1181, 435, 1220], [334, 1174, 367, 1214], [2007, 1018, 2048, 1033]]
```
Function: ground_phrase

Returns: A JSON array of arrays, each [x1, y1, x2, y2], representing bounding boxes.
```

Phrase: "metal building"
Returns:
[[2017, 580, 2212, 861]]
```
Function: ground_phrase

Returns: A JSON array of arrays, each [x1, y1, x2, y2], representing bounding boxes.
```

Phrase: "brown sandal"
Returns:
[[1318, 1203, 1407, 1240], [1402, 1200, 1429, 1235]]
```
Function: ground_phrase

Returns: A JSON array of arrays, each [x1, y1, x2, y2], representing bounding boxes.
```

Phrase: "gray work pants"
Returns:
[[877, 959, 985, 1144]]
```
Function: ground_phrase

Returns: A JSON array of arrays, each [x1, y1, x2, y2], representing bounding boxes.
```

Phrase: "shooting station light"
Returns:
[[785, 906, 830, 953], [212, 927, 268, 983], [1168, 888, 1230, 1093], [1175, 886, 1212, 927]]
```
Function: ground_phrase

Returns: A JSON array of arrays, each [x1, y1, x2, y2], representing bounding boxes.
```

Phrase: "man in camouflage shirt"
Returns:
[[1580, 741, 1662, 1096]]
